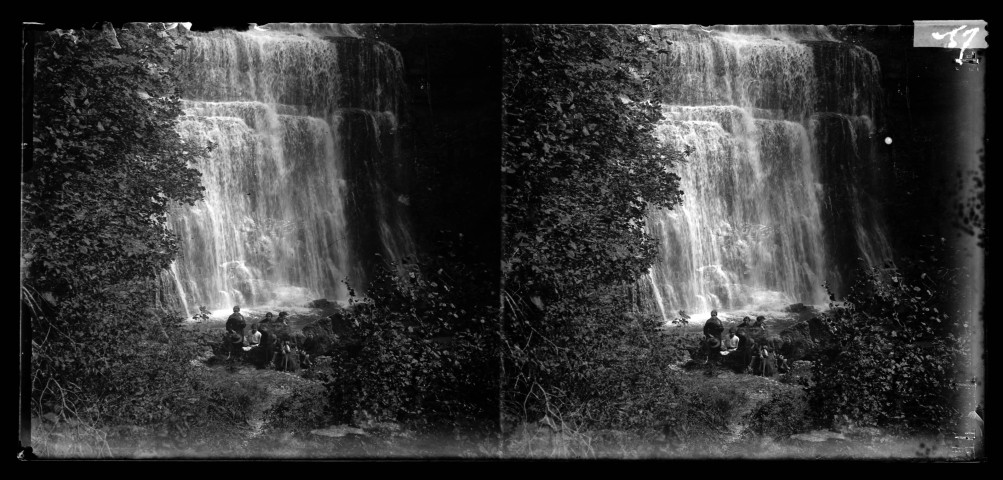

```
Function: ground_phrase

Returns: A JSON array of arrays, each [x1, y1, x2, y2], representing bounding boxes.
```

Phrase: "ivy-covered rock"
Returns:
[[778, 316, 834, 361], [501, 24, 686, 431]]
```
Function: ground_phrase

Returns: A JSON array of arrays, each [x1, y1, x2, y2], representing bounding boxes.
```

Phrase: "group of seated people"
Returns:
[[702, 310, 789, 376], [222, 306, 329, 372]]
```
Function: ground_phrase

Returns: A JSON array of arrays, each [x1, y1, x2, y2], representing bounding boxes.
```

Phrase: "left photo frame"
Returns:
[[20, 21, 503, 459]]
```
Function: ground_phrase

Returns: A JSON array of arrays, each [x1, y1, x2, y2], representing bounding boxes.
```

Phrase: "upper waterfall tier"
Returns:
[[177, 31, 404, 116], [656, 26, 882, 121], [257, 23, 362, 38]]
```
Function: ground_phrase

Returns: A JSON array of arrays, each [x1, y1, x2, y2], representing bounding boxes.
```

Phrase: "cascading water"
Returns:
[[647, 25, 893, 320], [163, 24, 415, 317]]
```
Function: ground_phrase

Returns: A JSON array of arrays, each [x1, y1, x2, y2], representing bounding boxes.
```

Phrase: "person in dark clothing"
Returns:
[[302, 327, 327, 359], [753, 316, 767, 337], [736, 316, 754, 336], [703, 310, 725, 369], [703, 310, 724, 338], [302, 328, 317, 353], [224, 330, 243, 359], [752, 315, 773, 349], [225, 306, 247, 359], [261, 311, 275, 324], [277, 311, 289, 326], [258, 325, 278, 369], [705, 336, 722, 373], [226, 306, 247, 339], [737, 330, 757, 373]]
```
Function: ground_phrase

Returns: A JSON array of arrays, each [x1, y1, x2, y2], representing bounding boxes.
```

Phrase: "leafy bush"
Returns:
[[504, 289, 688, 435], [325, 259, 496, 431], [777, 317, 833, 361], [500, 24, 686, 435], [25, 22, 207, 431], [669, 380, 743, 439], [268, 381, 329, 431], [502, 24, 682, 294], [809, 237, 972, 433], [780, 360, 815, 389], [747, 383, 811, 438]]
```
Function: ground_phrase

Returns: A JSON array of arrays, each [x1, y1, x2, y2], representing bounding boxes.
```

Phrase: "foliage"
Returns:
[[780, 360, 816, 389], [267, 380, 329, 431], [326, 258, 497, 431], [501, 24, 685, 432], [25, 22, 207, 427], [747, 383, 811, 438], [192, 305, 212, 322], [808, 236, 972, 433], [505, 293, 686, 432], [777, 317, 833, 362], [502, 24, 682, 295], [31, 310, 260, 455], [25, 24, 204, 294]]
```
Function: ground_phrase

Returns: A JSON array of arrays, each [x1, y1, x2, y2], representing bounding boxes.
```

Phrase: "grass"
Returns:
[[30, 352, 500, 459], [32, 306, 978, 460], [502, 363, 977, 460], [502, 414, 975, 460]]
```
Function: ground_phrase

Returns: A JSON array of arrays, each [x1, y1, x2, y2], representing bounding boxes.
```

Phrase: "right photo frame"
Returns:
[[499, 22, 985, 460]]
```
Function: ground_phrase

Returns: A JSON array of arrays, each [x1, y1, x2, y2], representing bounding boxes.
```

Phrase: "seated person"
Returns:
[[261, 312, 275, 324], [723, 327, 740, 352], [257, 325, 278, 369], [737, 331, 757, 373], [247, 324, 262, 347]]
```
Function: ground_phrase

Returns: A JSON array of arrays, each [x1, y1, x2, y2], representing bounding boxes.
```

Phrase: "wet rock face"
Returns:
[[777, 316, 834, 361], [307, 298, 335, 309], [783, 303, 822, 321]]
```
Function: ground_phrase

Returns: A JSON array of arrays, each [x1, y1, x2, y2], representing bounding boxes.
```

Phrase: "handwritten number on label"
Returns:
[[932, 26, 980, 64]]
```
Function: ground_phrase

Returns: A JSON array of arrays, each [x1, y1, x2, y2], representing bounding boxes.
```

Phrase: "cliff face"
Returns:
[[363, 24, 503, 279], [832, 25, 985, 259]]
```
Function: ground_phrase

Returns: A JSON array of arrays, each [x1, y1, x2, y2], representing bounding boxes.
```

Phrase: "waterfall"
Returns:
[[163, 25, 415, 317], [647, 25, 892, 319]]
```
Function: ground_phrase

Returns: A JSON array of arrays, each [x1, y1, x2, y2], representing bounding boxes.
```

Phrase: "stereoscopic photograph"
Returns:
[[19, 20, 984, 461]]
